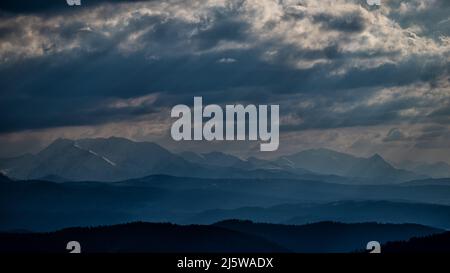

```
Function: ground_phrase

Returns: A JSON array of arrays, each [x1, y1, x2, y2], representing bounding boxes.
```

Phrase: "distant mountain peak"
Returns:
[[367, 153, 392, 168], [37, 138, 76, 156], [278, 148, 423, 183], [369, 153, 385, 161]]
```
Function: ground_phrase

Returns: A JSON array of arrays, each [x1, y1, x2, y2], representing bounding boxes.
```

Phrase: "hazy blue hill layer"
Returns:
[[0, 221, 442, 253], [400, 178, 450, 186], [2, 174, 450, 231], [186, 201, 450, 229], [0, 175, 292, 231], [120, 175, 450, 205]]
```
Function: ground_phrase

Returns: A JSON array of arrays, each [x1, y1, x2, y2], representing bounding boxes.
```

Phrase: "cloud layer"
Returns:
[[0, 0, 449, 162]]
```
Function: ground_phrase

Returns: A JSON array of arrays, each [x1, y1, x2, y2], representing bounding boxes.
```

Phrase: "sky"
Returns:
[[0, 0, 449, 163]]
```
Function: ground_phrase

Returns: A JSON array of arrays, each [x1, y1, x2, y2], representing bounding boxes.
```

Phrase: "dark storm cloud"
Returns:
[[0, 91, 158, 132], [281, 98, 401, 131], [279, 76, 450, 132], [0, 0, 449, 134], [0, 24, 22, 40], [0, 45, 447, 133], [414, 125, 450, 149], [334, 58, 448, 90], [0, 47, 300, 132], [128, 4, 251, 54], [312, 11, 367, 33], [428, 105, 450, 124], [386, 0, 450, 39], [194, 19, 250, 50]]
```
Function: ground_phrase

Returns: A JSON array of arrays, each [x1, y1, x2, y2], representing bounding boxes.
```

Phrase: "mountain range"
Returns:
[[0, 137, 434, 183], [2, 136, 450, 254], [0, 138, 211, 181], [274, 149, 424, 183], [0, 138, 295, 181]]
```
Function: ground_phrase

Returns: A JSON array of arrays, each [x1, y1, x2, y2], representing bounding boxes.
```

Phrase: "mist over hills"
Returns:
[[2, 173, 450, 232], [1, 136, 449, 249], [186, 201, 450, 230], [1, 136, 450, 253], [400, 178, 450, 187], [0, 137, 433, 183]]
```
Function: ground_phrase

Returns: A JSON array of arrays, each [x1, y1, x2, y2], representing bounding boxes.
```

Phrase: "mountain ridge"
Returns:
[[0, 137, 432, 183], [276, 148, 425, 183], [0, 137, 297, 181]]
